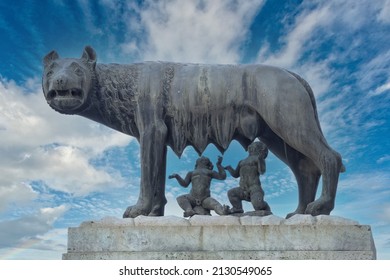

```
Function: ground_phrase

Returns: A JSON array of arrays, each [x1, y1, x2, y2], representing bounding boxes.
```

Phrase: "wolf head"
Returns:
[[42, 46, 97, 114]]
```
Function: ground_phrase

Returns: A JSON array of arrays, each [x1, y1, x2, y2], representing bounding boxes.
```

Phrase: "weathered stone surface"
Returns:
[[189, 215, 240, 226], [63, 215, 376, 260], [80, 216, 135, 227], [284, 214, 317, 225], [315, 214, 359, 225], [64, 250, 375, 260], [134, 215, 190, 226], [258, 214, 285, 225], [239, 215, 283, 225]]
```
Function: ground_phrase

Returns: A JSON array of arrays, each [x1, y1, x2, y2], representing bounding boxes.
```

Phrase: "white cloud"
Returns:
[[122, 0, 265, 63], [357, 49, 390, 93], [370, 81, 390, 97], [335, 172, 390, 223], [0, 78, 132, 210], [0, 183, 38, 212], [257, 0, 389, 94], [253, 0, 390, 165], [378, 0, 390, 24], [258, 4, 333, 68], [291, 61, 334, 99], [0, 78, 130, 152], [10, 145, 124, 196], [339, 172, 389, 193], [0, 205, 68, 248], [377, 155, 390, 164], [77, 0, 103, 35]]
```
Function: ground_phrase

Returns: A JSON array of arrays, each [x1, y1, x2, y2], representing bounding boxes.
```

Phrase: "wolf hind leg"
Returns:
[[260, 128, 321, 218]]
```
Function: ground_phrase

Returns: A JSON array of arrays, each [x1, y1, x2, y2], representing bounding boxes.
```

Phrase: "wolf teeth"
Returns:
[[47, 89, 83, 100]]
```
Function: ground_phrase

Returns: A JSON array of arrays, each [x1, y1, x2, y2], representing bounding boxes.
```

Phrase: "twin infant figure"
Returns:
[[169, 141, 271, 217]]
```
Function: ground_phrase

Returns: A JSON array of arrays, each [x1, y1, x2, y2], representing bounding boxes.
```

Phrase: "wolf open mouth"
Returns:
[[47, 88, 83, 101]]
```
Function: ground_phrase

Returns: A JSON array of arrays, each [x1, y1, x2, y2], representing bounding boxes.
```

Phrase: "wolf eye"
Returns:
[[46, 70, 53, 77], [74, 67, 83, 76]]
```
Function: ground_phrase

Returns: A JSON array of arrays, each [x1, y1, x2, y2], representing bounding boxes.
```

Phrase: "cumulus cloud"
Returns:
[[0, 78, 131, 211], [1, 0, 389, 259], [121, 0, 265, 63], [11, 145, 124, 195], [0, 205, 68, 248], [0, 78, 130, 153], [0, 183, 38, 212]]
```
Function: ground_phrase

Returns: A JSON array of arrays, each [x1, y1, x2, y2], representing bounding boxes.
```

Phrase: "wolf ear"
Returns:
[[43, 50, 59, 67], [81, 46, 97, 68]]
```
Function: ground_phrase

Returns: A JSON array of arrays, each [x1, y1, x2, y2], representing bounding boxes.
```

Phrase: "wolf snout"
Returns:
[[54, 77, 68, 89]]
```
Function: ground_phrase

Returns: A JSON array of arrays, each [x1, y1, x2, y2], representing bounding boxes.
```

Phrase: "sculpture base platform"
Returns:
[[62, 215, 376, 260]]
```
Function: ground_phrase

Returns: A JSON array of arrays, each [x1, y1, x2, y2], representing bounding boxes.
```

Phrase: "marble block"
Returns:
[[63, 215, 376, 260]]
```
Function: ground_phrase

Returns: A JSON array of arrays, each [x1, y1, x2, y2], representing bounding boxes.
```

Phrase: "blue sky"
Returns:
[[0, 0, 389, 259]]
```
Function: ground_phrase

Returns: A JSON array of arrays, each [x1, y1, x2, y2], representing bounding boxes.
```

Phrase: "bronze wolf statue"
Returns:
[[42, 46, 344, 218]]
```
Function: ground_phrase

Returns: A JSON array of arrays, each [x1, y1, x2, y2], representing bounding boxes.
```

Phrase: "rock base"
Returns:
[[63, 215, 376, 260]]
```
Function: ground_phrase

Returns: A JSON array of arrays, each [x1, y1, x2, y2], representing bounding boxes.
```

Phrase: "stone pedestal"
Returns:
[[62, 215, 376, 260]]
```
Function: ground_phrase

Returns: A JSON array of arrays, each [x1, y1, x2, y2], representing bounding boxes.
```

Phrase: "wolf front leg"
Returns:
[[123, 122, 168, 218]]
